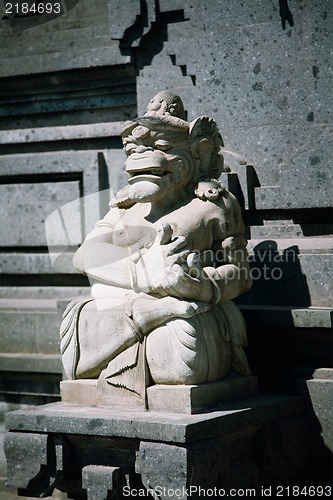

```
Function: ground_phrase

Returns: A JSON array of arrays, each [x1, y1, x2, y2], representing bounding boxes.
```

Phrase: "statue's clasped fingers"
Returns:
[[164, 235, 187, 255]]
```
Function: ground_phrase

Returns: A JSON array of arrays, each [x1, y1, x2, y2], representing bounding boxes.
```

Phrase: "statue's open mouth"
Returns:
[[127, 166, 171, 183]]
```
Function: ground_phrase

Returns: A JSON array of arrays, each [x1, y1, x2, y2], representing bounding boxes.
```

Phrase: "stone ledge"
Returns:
[[240, 305, 333, 328], [0, 122, 125, 144], [313, 368, 333, 380], [248, 237, 333, 254], [0, 252, 76, 275], [0, 354, 62, 374], [5, 395, 305, 444]]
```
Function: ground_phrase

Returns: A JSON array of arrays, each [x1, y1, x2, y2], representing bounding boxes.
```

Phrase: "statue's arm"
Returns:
[[205, 194, 252, 303], [73, 214, 132, 288]]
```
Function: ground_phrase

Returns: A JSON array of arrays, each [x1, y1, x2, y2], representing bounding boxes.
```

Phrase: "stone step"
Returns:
[[0, 24, 107, 49], [0, 286, 89, 299], [0, 122, 125, 144], [0, 34, 113, 62], [0, 306, 62, 355], [241, 237, 333, 307], [248, 237, 333, 253], [240, 305, 333, 329], [0, 353, 62, 374], [0, 89, 135, 117], [0, 46, 129, 78], [250, 223, 304, 239]]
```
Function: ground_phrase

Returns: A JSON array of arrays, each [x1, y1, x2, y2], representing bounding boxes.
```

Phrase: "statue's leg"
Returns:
[[131, 296, 210, 334], [73, 296, 210, 379], [75, 299, 139, 378], [146, 308, 232, 385]]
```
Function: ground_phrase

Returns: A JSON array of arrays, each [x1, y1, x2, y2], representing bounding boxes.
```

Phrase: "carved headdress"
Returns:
[[121, 91, 189, 136]]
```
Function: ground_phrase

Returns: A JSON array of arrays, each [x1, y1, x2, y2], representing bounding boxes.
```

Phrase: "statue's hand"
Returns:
[[136, 249, 214, 302], [164, 255, 214, 302], [135, 226, 190, 294]]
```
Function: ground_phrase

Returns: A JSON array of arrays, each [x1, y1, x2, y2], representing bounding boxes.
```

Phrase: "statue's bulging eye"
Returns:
[[155, 140, 172, 151], [125, 143, 137, 155]]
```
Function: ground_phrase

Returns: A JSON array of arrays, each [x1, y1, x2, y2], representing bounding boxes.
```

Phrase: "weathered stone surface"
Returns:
[[0, 252, 76, 274], [0, 300, 61, 354], [0, 286, 89, 300], [0, 123, 124, 144], [0, 151, 106, 259]]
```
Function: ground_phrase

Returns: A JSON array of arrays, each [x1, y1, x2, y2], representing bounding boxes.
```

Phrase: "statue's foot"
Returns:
[[131, 296, 210, 335]]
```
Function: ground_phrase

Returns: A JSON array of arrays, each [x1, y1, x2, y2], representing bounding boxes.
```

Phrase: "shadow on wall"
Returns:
[[279, 0, 294, 30], [119, 0, 187, 70], [239, 241, 311, 307]]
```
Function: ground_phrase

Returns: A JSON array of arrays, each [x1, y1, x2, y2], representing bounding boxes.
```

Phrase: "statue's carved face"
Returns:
[[123, 125, 193, 203], [146, 95, 169, 115]]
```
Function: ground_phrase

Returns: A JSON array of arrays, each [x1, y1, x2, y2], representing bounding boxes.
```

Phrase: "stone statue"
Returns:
[[60, 91, 252, 399]]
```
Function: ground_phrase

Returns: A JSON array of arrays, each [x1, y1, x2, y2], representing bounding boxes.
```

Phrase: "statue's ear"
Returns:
[[189, 116, 224, 179], [189, 116, 209, 160], [189, 116, 223, 148], [189, 116, 205, 139]]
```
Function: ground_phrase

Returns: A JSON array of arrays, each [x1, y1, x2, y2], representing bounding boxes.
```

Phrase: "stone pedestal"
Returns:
[[5, 395, 309, 499]]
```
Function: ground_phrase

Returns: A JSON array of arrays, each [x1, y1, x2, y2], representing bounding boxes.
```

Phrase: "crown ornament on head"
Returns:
[[145, 90, 185, 119]]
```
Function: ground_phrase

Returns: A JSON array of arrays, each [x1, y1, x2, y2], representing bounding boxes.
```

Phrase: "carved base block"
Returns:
[[147, 374, 258, 413], [60, 374, 258, 413], [61, 379, 99, 405]]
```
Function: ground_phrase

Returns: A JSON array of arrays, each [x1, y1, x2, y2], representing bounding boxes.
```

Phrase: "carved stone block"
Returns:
[[4, 432, 69, 497], [82, 465, 124, 500]]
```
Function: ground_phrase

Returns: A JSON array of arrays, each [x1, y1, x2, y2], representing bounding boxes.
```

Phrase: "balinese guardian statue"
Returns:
[[60, 91, 252, 400]]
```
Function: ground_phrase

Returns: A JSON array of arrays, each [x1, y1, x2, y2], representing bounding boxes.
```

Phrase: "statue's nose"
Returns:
[[135, 145, 154, 153]]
